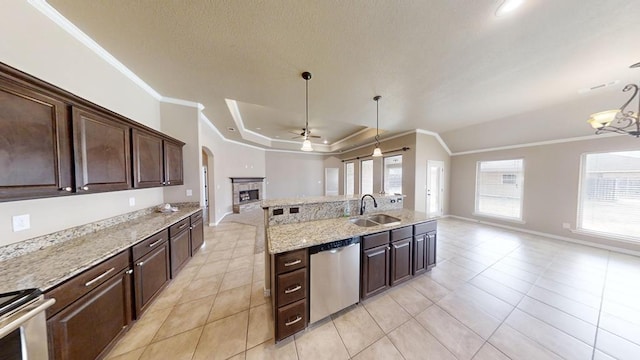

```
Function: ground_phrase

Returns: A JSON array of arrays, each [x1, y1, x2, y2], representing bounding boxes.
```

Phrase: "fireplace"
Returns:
[[230, 177, 265, 213]]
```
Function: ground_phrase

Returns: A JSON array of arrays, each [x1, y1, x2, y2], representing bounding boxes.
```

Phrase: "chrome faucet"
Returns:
[[359, 194, 378, 215]]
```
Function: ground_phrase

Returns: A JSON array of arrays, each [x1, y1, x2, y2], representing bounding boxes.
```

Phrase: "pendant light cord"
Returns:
[[305, 76, 309, 140], [375, 96, 380, 145]]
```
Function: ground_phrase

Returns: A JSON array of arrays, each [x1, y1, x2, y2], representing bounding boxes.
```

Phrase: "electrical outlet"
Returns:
[[129, 197, 135, 207], [12, 214, 30, 232], [186, 189, 193, 196], [562, 223, 571, 229]]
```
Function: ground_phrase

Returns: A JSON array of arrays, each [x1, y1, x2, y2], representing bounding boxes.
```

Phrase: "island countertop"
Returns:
[[267, 209, 435, 254], [0, 205, 202, 294]]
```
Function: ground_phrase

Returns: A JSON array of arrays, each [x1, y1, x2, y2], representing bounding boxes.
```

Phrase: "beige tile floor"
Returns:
[[105, 218, 640, 360]]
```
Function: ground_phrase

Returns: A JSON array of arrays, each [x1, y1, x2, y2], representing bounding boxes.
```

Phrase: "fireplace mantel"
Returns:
[[230, 177, 265, 184], [231, 177, 265, 213]]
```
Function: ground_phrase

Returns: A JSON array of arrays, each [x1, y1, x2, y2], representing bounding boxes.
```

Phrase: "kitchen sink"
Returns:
[[366, 214, 401, 225], [349, 218, 379, 227], [349, 214, 402, 227]]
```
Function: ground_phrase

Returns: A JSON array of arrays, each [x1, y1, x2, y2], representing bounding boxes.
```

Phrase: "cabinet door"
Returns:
[[72, 106, 131, 192], [48, 268, 132, 360], [170, 229, 191, 278], [361, 244, 389, 299], [190, 218, 204, 256], [0, 78, 72, 201], [132, 129, 163, 188], [133, 242, 170, 317], [390, 238, 413, 286], [163, 141, 183, 186], [426, 231, 437, 269], [413, 235, 427, 275]]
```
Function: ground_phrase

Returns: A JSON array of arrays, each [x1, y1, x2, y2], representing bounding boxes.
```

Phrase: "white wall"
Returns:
[[199, 118, 266, 224], [449, 135, 640, 253], [265, 151, 325, 199], [0, 1, 163, 247]]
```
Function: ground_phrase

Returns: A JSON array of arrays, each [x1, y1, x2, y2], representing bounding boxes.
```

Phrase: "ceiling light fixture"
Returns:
[[495, 0, 524, 17], [588, 65, 640, 137], [301, 71, 314, 152], [372, 95, 383, 157]]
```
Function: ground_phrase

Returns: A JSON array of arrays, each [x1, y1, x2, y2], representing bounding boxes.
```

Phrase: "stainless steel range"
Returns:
[[0, 289, 55, 360]]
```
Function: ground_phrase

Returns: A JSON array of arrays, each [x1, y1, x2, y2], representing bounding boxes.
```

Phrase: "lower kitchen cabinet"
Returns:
[[46, 252, 132, 360], [190, 211, 204, 256], [390, 237, 413, 286], [272, 248, 308, 341], [361, 245, 390, 299], [426, 231, 437, 269], [413, 234, 427, 275], [169, 218, 191, 278], [132, 229, 170, 317], [414, 221, 437, 273]]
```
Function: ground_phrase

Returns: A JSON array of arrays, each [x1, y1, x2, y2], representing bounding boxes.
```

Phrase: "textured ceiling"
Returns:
[[46, 0, 640, 152]]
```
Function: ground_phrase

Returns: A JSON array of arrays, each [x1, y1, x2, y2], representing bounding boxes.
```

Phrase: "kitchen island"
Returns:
[[262, 195, 437, 341]]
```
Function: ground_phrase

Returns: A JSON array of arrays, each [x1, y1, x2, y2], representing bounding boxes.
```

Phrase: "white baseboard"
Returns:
[[212, 212, 233, 226], [448, 215, 640, 257]]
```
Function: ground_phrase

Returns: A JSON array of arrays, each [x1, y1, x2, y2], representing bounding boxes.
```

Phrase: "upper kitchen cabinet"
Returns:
[[132, 129, 184, 188], [72, 106, 131, 193], [163, 140, 183, 186], [0, 70, 73, 201]]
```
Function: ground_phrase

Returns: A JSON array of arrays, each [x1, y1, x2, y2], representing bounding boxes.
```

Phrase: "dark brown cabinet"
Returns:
[[72, 106, 131, 193], [0, 74, 73, 201], [360, 231, 390, 299], [390, 238, 413, 286], [163, 141, 184, 186], [272, 248, 308, 341], [413, 235, 427, 275], [190, 211, 204, 256], [426, 231, 437, 269], [132, 129, 184, 188], [169, 218, 191, 278], [414, 221, 437, 273], [132, 229, 170, 317], [45, 251, 132, 360]]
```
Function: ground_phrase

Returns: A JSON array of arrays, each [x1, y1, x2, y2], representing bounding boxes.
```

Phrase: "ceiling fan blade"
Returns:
[[309, 135, 321, 138]]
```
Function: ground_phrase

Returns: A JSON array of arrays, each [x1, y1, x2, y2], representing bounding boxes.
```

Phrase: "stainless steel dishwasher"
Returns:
[[309, 237, 360, 324]]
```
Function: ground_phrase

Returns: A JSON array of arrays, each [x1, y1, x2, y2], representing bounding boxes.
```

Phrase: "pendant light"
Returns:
[[301, 72, 313, 151], [372, 95, 383, 157]]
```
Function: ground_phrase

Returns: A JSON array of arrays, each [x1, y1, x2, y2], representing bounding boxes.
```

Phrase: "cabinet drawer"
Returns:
[[276, 268, 307, 306], [45, 250, 130, 317], [275, 249, 307, 275], [190, 210, 203, 223], [132, 229, 169, 260], [362, 231, 389, 250], [414, 221, 436, 235], [277, 299, 307, 340], [390, 226, 412, 242], [169, 218, 190, 237]]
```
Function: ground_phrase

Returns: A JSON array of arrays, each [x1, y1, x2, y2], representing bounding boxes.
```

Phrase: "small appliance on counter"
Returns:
[[0, 288, 55, 360]]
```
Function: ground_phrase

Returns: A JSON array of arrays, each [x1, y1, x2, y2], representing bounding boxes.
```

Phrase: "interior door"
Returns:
[[426, 160, 444, 217]]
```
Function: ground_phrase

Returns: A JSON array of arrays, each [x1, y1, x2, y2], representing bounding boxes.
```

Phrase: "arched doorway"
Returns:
[[201, 147, 215, 225]]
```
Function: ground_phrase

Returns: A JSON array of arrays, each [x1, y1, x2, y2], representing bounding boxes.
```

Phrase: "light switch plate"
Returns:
[[562, 222, 571, 229], [186, 189, 193, 196], [129, 197, 135, 207], [12, 214, 30, 232]]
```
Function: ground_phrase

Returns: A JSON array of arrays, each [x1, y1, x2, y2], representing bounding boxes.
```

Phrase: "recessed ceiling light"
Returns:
[[495, 0, 524, 17], [256, 127, 261, 130], [323, 140, 328, 144], [275, 135, 280, 138], [227, 127, 236, 132]]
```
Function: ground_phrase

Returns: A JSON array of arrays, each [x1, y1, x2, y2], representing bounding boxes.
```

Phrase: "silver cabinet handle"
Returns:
[[126, 269, 133, 275], [84, 267, 114, 287], [61, 187, 72, 192], [137, 261, 145, 267], [284, 259, 301, 267], [148, 239, 164, 248], [79, 185, 89, 191], [284, 285, 302, 294], [179, 223, 187, 229], [285, 315, 302, 326], [167, 181, 171, 185], [162, 182, 166, 185], [189, 226, 193, 230]]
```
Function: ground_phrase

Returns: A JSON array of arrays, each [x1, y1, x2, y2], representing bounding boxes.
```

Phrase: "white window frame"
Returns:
[[344, 162, 355, 196], [474, 158, 525, 223], [383, 155, 403, 195], [360, 159, 374, 195], [574, 150, 640, 243]]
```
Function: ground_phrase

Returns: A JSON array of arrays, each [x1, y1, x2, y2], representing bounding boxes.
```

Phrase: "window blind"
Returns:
[[475, 159, 524, 220], [578, 151, 640, 240]]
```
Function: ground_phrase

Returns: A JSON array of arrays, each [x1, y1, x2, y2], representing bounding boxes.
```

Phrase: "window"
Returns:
[[475, 159, 524, 220], [361, 159, 373, 195], [345, 162, 355, 195], [384, 155, 402, 194], [578, 151, 640, 240]]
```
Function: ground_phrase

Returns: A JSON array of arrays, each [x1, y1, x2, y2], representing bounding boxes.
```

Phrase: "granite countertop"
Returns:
[[0, 205, 201, 293], [267, 209, 435, 254]]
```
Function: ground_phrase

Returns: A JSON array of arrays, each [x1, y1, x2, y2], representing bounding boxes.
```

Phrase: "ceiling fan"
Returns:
[[289, 128, 321, 139]]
